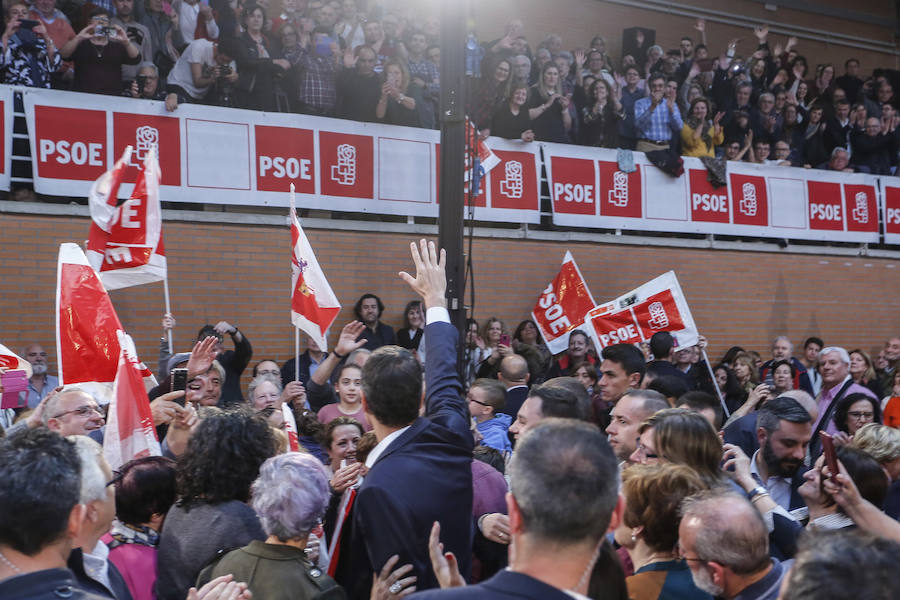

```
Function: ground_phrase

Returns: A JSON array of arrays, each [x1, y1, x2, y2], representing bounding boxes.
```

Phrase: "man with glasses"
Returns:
[[44, 388, 105, 437], [679, 490, 790, 599], [20, 342, 59, 408]]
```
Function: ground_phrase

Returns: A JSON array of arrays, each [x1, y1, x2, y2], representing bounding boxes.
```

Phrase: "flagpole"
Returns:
[[163, 278, 173, 354], [290, 183, 301, 383], [702, 348, 730, 418]]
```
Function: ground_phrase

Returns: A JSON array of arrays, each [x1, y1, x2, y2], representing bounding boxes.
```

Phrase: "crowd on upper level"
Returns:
[[3, 0, 900, 173]]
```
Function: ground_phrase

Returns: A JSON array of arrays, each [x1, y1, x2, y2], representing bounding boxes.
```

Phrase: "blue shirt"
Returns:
[[22, 374, 59, 409], [634, 96, 684, 141]]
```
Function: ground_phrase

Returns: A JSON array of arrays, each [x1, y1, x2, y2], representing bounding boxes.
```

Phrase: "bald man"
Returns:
[[497, 354, 530, 418], [43, 388, 105, 437], [679, 490, 790, 599]]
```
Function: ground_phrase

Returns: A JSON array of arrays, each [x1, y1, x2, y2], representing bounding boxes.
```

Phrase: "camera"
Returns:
[[217, 65, 233, 77], [136, 74, 149, 92], [18, 19, 39, 30], [94, 25, 115, 37]]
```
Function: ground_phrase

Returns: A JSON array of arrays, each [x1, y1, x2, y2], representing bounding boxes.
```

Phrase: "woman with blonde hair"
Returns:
[[527, 62, 572, 142]]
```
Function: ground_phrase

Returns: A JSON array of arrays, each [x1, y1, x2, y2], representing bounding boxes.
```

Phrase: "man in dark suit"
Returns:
[[416, 419, 624, 599], [644, 331, 695, 390], [497, 354, 529, 418], [340, 240, 474, 598]]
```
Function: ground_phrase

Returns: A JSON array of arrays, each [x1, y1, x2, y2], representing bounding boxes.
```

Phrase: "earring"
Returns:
[[631, 530, 638, 543]]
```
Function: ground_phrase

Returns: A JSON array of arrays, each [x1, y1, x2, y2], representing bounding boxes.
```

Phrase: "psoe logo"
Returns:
[[647, 301, 669, 329], [331, 143, 357, 186], [852, 191, 869, 223], [608, 170, 629, 207], [739, 182, 757, 216], [126, 125, 159, 168], [499, 161, 523, 198]]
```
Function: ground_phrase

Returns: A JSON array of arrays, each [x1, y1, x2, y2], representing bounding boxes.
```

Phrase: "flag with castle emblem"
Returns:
[[290, 184, 341, 351]]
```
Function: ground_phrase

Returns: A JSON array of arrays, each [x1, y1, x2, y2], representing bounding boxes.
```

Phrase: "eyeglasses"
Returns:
[[27, 352, 47, 358], [467, 394, 489, 407], [106, 470, 123, 488], [256, 369, 279, 377], [51, 404, 102, 419], [676, 545, 707, 564], [848, 411, 874, 420], [633, 443, 658, 459]]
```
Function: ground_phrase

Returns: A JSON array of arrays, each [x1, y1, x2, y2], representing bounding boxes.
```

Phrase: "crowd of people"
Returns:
[[1, 239, 900, 600], [3, 0, 899, 173]]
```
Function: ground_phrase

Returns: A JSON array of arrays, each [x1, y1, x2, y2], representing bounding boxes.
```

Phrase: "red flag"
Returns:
[[103, 331, 161, 471], [282, 402, 300, 452], [86, 146, 167, 291], [290, 186, 341, 350], [56, 242, 125, 386], [531, 251, 596, 354]]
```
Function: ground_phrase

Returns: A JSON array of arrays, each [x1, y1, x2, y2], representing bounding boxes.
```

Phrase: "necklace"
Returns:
[[0, 548, 22, 574]]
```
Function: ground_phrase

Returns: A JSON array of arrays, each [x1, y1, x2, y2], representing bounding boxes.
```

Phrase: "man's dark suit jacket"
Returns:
[[342, 320, 474, 598], [410, 568, 574, 600], [502, 385, 529, 419]]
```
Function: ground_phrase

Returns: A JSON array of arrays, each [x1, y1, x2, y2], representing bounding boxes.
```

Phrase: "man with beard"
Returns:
[[679, 490, 790, 600], [21, 343, 59, 408], [353, 293, 396, 351], [749, 397, 812, 511]]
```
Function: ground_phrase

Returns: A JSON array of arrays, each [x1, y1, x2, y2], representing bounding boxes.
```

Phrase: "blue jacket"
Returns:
[[477, 413, 512, 454]]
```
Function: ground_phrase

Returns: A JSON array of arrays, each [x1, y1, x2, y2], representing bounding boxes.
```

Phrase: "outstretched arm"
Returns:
[[399, 240, 470, 445]]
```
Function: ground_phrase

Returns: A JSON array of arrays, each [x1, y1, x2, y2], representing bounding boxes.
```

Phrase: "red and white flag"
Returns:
[[56, 243, 155, 389], [282, 403, 300, 452], [585, 271, 699, 351], [531, 251, 596, 355], [0, 343, 32, 377], [104, 331, 161, 471], [86, 146, 167, 291], [290, 185, 341, 351]]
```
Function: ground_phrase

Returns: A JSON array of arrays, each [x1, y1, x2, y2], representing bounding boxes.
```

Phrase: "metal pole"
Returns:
[[438, 0, 468, 375]]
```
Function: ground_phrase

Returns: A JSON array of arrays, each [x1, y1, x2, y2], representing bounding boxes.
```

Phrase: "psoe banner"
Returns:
[[585, 271, 699, 351], [0, 85, 14, 192], [882, 180, 900, 245], [544, 142, 881, 244], [21, 87, 541, 224]]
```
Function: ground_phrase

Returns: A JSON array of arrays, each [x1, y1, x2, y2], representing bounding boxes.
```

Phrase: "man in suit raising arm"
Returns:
[[341, 239, 474, 598]]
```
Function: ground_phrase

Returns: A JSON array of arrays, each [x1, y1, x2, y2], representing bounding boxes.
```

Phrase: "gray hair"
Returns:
[[251, 452, 330, 541], [819, 346, 850, 366], [43, 387, 93, 427], [69, 435, 107, 504], [759, 92, 775, 103], [346, 348, 371, 367], [831, 146, 849, 158], [772, 336, 793, 351], [514, 54, 531, 69], [509, 419, 619, 544], [556, 50, 573, 65], [782, 530, 900, 600], [247, 374, 283, 403], [621, 389, 670, 421], [137, 61, 158, 76], [680, 490, 770, 574], [210, 360, 226, 382]]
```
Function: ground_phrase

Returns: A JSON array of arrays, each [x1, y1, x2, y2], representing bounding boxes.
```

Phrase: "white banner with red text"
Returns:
[[20, 87, 541, 223], [585, 271, 699, 351], [544, 143, 883, 244]]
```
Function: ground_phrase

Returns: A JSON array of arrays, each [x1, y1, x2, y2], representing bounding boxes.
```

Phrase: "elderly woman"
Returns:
[[614, 464, 711, 600], [156, 408, 275, 600], [631, 408, 727, 489], [770, 359, 797, 395], [102, 456, 177, 600], [852, 423, 900, 519], [248, 373, 285, 428], [196, 452, 342, 597], [832, 392, 882, 444]]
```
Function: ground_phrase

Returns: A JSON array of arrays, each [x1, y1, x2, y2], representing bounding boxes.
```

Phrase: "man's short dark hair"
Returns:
[[509, 419, 619, 544], [529, 377, 589, 421], [354, 293, 384, 321], [362, 346, 422, 427], [0, 429, 81, 555], [216, 36, 242, 62], [646, 374, 688, 401], [197, 324, 223, 342], [649, 331, 674, 360], [681, 36, 692, 43], [782, 529, 900, 600], [844, 58, 859, 68], [757, 396, 812, 434], [804, 336, 824, 349], [679, 391, 723, 429], [695, 43, 708, 52], [648, 72, 666, 86], [835, 99, 850, 107], [601, 344, 646, 382]]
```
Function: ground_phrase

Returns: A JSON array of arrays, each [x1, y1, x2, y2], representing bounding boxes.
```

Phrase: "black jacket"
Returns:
[[0, 568, 109, 600]]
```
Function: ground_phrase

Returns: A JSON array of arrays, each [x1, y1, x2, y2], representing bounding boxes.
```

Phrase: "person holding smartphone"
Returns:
[[0, 1, 60, 87], [58, 8, 141, 95]]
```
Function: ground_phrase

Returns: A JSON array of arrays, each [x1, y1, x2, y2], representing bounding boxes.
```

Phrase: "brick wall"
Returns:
[[2, 212, 899, 391]]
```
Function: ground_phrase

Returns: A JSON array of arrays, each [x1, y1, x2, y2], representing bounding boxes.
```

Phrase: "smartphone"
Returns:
[[499, 334, 511, 347], [820, 431, 839, 482], [18, 19, 39, 30], [171, 368, 188, 406], [162, 1, 174, 17]]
